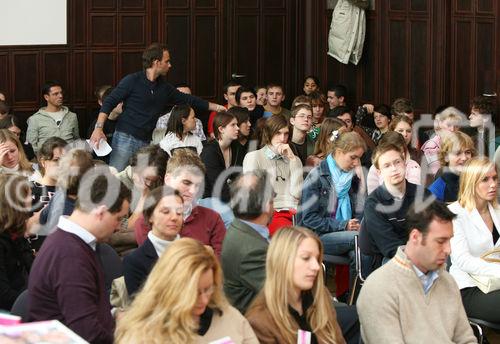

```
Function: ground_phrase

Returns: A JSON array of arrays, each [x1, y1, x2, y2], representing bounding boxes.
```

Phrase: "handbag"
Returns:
[[469, 247, 500, 294]]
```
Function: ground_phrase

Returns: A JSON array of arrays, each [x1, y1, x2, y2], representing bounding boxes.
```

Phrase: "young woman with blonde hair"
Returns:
[[306, 117, 347, 167], [0, 129, 35, 178], [116, 238, 258, 344], [448, 157, 500, 323], [428, 131, 475, 202], [246, 227, 345, 344], [298, 131, 366, 294]]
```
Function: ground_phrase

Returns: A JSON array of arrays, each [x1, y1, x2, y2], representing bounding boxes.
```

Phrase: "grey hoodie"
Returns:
[[27, 106, 79, 152]]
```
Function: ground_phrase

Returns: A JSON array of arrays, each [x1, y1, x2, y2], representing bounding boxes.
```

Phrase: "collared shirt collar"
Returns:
[[379, 180, 415, 202], [412, 264, 440, 295], [57, 216, 97, 251], [147, 231, 179, 257], [240, 220, 270, 242]]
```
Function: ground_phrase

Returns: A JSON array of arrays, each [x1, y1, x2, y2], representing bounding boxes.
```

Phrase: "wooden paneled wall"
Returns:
[[0, 0, 498, 135]]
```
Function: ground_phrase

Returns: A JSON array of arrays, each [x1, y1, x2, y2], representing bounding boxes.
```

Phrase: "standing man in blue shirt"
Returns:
[[90, 43, 225, 171]]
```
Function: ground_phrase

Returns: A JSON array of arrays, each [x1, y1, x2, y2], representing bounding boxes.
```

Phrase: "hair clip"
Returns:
[[330, 130, 339, 142]]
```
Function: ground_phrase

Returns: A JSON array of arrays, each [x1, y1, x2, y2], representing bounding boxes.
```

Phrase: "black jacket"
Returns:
[[123, 238, 158, 297], [0, 232, 34, 310], [361, 182, 434, 263]]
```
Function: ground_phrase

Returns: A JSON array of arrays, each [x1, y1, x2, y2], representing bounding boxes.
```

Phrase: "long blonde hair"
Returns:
[[260, 227, 340, 343], [115, 238, 228, 344], [458, 157, 498, 211], [0, 129, 32, 173]]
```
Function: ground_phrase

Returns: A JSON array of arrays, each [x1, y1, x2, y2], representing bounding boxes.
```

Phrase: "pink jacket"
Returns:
[[420, 134, 441, 176], [367, 159, 422, 194]]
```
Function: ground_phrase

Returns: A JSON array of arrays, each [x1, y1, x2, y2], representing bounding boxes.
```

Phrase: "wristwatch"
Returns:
[[95, 122, 105, 129]]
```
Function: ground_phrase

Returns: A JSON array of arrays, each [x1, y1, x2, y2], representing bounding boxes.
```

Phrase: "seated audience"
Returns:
[[255, 85, 267, 106], [27, 81, 79, 154], [289, 104, 315, 165], [28, 173, 131, 344], [298, 131, 366, 288], [124, 186, 183, 297], [154, 83, 206, 142], [331, 106, 375, 154], [201, 112, 240, 202], [38, 149, 95, 234], [263, 83, 291, 119], [303, 75, 320, 95], [0, 129, 36, 179], [246, 227, 346, 344], [421, 106, 462, 176], [236, 86, 264, 127], [448, 157, 500, 323], [389, 114, 422, 163], [292, 94, 313, 108], [116, 238, 259, 343], [362, 142, 433, 270], [326, 84, 346, 110], [31, 137, 67, 211], [306, 117, 347, 167], [391, 97, 415, 120], [208, 79, 241, 138], [371, 104, 392, 145], [366, 132, 421, 194], [0, 115, 35, 160], [159, 104, 203, 155], [428, 131, 475, 202], [0, 174, 35, 311], [308, 91, 328, 141], [228, 106, 252, 166], [468, 95, 496, 156], [243, 115, 303, 234], [222, 170, 274, 313], [0, 100, 9, 120], [357, 201, 476, 344], [135, 149, 226, 257], [87, 85, 122, 150]]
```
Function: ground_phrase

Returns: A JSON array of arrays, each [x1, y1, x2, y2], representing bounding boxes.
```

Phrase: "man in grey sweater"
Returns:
[[357, 201, 476, 344]]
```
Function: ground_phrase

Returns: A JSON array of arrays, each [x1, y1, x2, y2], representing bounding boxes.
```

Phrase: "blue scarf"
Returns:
[[326, 154, 354, 221]]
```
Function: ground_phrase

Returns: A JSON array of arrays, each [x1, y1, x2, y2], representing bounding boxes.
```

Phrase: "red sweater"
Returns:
[[135, 205, 226, 257]]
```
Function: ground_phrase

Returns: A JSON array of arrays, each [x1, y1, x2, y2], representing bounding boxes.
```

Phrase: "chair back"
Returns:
[[96, 243, 123, 297], [10, 289, 29, 322]]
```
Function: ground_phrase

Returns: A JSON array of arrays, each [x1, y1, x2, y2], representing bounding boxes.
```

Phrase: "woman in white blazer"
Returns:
[[448, 157, 500, 323]]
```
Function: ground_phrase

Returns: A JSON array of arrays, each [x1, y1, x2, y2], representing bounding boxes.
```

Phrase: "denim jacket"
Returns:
[[297, 159, 360, 235]]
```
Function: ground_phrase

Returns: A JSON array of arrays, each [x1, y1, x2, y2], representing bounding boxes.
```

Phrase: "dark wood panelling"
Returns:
[[90, 51, 116, 100], [71, 52, 87, 102], [72, 0, 87, 46], [409, 20, 430, 110], [120, 15, 146, 45], [120, 0, 146, 10], [90, 15, 117, 46], [195, 0, 217, 9], [235, 15, 259, 85], [456, 0, 473, 12], [390, 0, 406, 12], [0, 54, 9, 97], [452, 20, 473, 112], [263, 0, 285, 9], [236, 0, 258, 9], [119, 50, 143, 77], [388, 19, 408, 103], [194, 15, 217, 97], [12, 53, 39, 104], [43, 52, 70, 90], [477, 0, 493, 13], [164, 15, 190, 84], [261, 15, 286, 85], [164, 0, 188, 9], [91, 0, 115, 9], [475, 20, 495, 93], [411, 0, 428, 12]]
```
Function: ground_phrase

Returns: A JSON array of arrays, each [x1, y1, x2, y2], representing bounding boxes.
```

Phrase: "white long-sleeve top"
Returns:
[[448, 201, 500, 289]]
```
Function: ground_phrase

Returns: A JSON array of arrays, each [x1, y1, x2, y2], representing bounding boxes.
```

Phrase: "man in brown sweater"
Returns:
[[357, 201, 476, 344]]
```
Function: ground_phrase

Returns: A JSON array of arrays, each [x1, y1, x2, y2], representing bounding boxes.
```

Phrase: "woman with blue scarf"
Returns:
[[297, 131, 366, 293]]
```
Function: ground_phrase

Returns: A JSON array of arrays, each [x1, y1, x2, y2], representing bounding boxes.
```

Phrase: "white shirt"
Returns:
[[159, 132, 203, 156], [147, 231, 179, 257], [57, 216, 97, 251]]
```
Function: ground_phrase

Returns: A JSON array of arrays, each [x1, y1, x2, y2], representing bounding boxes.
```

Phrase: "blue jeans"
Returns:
[[109, 131, 148, 172], [320, 230, 358, 291]]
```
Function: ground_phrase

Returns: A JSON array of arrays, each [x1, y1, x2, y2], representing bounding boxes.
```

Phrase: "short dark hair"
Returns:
[[94, 85, 112, 102], [0, 101, 10, 115], [391, 98, 414, 116], [374, 104, 392, 120], [76, 172, 132, 214], [143, 186, 183, 228], [303, 75, 320, 87], [471, 95, 496, 115], [227, 106, 249, 126], [406, 201, 455, 239], [235, 86, 256, 104], [329, 105, 353, 120], [223, 79, 241, 94], [230, 170, 274, 220], [41, 81, 62, 97], [327, 84, 347, 99], [166, 104, 193, 139], [129, 144, 169, 184], [142, 43, 168, 69]]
